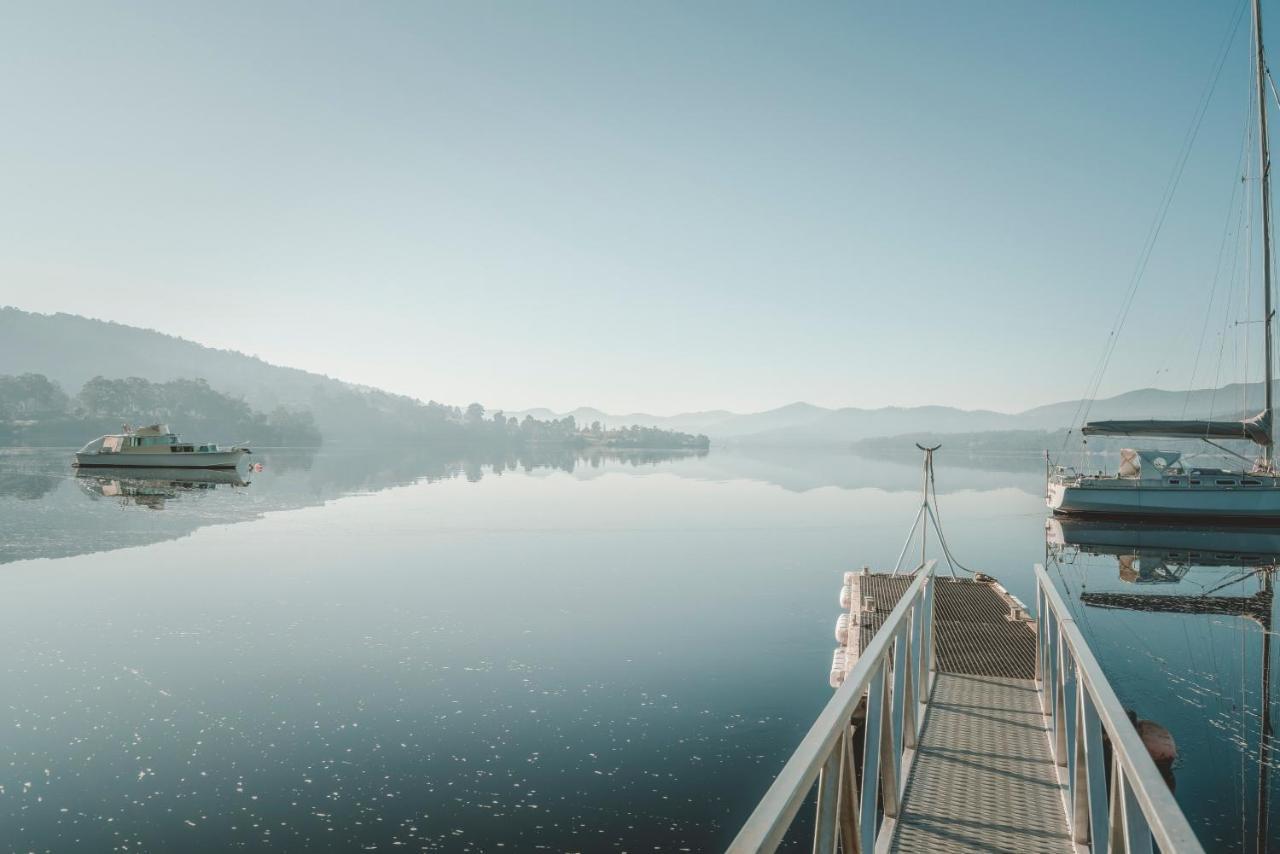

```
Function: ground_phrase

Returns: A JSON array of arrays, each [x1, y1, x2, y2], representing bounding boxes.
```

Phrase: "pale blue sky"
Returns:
[[0, 1, 1270, 413]]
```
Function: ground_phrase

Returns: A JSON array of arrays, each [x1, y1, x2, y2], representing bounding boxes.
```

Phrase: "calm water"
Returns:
[[0, 446, 1275, 851]]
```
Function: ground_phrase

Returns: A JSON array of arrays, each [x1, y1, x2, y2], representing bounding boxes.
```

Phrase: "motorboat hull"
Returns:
[[74, 449, 249, 469], [1048, 479, 1280, 521]]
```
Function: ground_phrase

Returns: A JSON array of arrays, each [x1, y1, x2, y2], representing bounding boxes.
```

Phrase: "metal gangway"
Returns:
[[728, 561, 1205, 853]]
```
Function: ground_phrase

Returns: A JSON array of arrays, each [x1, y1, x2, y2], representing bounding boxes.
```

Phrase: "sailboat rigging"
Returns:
[[1050, 0, 1280, 520]]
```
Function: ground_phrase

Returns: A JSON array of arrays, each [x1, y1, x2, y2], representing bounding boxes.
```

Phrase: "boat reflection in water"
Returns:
[[75, 464, 252, 510], [1046, 517, 1277, 852], [1047, 517, 1280, 584]]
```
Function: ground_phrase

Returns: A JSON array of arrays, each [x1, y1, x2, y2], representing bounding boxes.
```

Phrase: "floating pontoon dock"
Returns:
[[728, 561, 1205, 853]]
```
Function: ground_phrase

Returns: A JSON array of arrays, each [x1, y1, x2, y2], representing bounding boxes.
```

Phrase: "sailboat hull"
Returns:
[[1049, 480, 1280, 521]]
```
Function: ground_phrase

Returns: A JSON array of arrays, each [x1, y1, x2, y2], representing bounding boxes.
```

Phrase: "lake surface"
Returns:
[[0, 446, 1275, 851]]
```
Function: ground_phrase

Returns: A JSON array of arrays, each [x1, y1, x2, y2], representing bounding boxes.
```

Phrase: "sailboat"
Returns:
[[1049, 0, 1280, 521]]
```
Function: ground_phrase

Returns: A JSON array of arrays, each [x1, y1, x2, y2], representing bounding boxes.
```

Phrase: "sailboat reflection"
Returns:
[[75, 465, 252, 510], [1046, 518, 1276, 852], [1047, 517, 1280, 583]]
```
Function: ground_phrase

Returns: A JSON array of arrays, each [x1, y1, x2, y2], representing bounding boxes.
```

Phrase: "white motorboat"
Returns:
[[74, 424, 250, 470], [1050, 0, 1280, 521]]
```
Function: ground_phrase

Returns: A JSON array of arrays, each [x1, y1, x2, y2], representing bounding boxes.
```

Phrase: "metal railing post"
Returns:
[[812, 748, 839, 854], [859, 663, 886, 852], [889, 622, 908, 784], [901, 609, 918, 751], [726, 563, 937, 854], [1032, 564, 1206, 854], [836, 727, 860, 853]]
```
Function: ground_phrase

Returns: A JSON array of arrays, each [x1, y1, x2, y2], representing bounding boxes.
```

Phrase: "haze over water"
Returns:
[[0, 445, 1273, 851]]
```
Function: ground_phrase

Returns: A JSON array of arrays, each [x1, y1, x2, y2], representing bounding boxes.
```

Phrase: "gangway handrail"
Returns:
[[727, 560, 937, 853], [1034, 563, 1205, 853]]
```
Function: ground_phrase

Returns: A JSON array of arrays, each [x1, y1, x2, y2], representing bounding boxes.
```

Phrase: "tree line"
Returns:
[[458, 404, 709, 450], [0, 373, 711, 451], [0, 373, 321, 446]]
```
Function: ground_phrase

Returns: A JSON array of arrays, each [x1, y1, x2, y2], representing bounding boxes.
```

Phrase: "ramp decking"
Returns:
[[873, 575, 1071, 852], [856, 575, 1037, 679], [729, 563, 1204, 854], [889, 673, 1071, 853]]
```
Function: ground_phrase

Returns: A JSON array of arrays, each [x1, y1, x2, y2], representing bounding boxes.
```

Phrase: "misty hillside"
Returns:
[[1016, 384, 1265, 428], [731, 405, 1019, 445], [0, 308, 709, 449], [2, 307, 366, 411], [7, 307, 1273, 447], [516, 388, 1277, 445], [0, 307, 456, 442]]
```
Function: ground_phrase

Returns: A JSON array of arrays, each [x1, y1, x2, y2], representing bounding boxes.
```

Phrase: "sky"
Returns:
[[0, 1, 1274, 414]]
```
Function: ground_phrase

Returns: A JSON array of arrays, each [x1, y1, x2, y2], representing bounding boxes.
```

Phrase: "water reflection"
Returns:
[[2, 443, 1273, 850], [75, 466, 252, 510], [1048, 518, 1280, 582], [0, 446, 711, 564], [1047, 520, 1279, 852]]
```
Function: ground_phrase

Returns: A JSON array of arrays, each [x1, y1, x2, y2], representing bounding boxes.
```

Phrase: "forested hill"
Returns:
[[1, 308, 341, 410], [15, 306, 1263, 449], [0, 308, 486, 443], [0, 374, 321, 447], [0, 371, 711, 451], [0, 310, 711, 449]]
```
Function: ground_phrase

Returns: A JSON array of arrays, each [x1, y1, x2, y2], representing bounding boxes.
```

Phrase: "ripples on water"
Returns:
[[0, 446, 1275, 851]]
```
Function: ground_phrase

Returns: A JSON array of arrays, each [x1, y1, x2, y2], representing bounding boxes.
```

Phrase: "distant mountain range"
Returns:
[[511, 387, 1269, 446], [2, 306, 1270, 446]]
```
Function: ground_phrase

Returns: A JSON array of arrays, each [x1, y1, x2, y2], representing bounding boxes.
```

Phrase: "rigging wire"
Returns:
[[1186, 82, 1258, 418], [1063, 1, 1247, 451], [1212, 98, 1256, 424], [1204, 566, 1269, 598]]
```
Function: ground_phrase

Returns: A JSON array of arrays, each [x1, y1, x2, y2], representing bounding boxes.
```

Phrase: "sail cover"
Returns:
[[1081, 411, 1272, 446]]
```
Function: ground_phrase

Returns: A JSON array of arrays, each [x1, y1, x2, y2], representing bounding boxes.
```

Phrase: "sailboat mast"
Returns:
[[1256, 569, 1272, 853], [1254, 0, 1276, 464]]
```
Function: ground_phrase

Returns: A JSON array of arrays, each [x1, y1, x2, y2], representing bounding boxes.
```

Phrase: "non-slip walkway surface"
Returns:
[[858, 576, 1038, 678], [889, 673, 1073, 854]]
